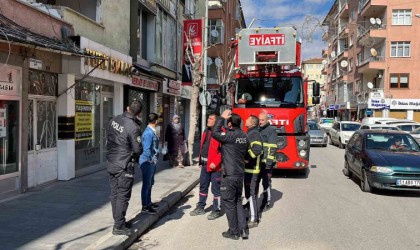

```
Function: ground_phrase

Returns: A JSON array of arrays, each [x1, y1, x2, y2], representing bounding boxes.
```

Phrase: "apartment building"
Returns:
[[303, 58, 327, 119], [206, 0, 246, 113], [322, 0, 420, 121]]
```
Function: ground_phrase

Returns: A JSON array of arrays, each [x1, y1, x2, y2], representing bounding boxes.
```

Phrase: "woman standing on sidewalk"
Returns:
[[139, 113, 160, 214], [165, 114, 187, 168]]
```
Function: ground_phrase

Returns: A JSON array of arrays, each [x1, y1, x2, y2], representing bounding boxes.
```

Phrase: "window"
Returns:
[[307, 65, 313, 69], [208, 19, 224, 44], [390, 74, 409, 88], [349, 33, 354, 47], [390, 42, 410, 57], [349, 58, 353, 71], [392, 9, 412, 25], [357, 53, 362, 65]]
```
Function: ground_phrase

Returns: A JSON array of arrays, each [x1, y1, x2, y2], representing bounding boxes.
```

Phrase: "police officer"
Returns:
[[258, 112, 277, 212], [244, 115, 263, 228], [212, 110, 249, 240], [107, 100, 143, 236]]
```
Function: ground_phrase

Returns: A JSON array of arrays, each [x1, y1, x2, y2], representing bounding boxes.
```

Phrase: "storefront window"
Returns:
[[0, 101, 19, 175], [75, 81, 100, 170]]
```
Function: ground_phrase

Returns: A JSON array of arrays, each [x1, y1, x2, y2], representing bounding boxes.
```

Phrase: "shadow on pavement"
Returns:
[[272, 168, 310, 179]]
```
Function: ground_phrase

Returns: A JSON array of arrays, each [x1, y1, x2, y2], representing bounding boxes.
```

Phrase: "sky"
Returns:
[[240, 0, 335, 61]]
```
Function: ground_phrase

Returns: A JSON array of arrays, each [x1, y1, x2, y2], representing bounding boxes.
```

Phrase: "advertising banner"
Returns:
[[182, 19, 203, 85], [75, 100, 93, 141]]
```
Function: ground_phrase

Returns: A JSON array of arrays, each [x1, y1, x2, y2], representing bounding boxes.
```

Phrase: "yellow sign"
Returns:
[[75, 100, 93, 141], [84, 49, 132, 76]]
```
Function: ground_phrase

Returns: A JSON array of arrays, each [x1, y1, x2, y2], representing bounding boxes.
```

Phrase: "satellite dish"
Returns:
[[375, 18, 382, 25], [370, 48, 378, 57], [211, 29, 219, 38], [370, 17, 376, 25], [207, 57, 213, 66], [322, 59, 327, 65], [367, 82, 374, 89], [215, 58, 223, 68], [331, 51, 336, 58], [340, 60, 348, 68]]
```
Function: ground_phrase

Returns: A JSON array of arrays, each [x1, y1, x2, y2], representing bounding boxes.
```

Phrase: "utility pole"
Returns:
[[201, 0, 209, 134]]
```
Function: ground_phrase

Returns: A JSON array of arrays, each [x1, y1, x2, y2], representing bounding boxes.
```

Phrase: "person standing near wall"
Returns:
[[165, 115, 187, 168]]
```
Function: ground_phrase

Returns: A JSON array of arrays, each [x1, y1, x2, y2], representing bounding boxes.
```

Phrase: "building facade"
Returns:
[[322, 0, 420, 121], [302, 58, 326, 119]]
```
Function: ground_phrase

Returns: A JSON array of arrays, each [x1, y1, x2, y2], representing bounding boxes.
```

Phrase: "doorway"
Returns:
[[0, 100, 19, 176]]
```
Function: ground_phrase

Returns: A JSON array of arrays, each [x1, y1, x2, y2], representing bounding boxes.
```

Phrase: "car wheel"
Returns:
[[323, 143, 327, 147], [343, 159, 352, 177], [339, 138, 344, 149], [360, 169, 372, 193]]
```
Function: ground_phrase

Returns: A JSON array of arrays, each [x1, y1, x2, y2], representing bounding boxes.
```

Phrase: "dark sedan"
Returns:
[[343, 130, 420, 192]]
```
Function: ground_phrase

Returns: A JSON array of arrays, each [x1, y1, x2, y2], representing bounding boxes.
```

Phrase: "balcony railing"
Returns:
[[357, 56, 384, 67]]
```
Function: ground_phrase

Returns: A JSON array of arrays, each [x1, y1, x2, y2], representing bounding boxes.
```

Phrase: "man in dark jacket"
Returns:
[[244, 115, 263, 228], [106, 100, 143, 236], [258, 112, 278, 212], [190, 113, 223, 220], [212, 110, 249, 240]]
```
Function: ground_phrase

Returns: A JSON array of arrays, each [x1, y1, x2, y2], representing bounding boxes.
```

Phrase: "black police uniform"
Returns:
[[212, 117, 249, 238], [244, 126, 263, 224], [258, 122, 277, 210], [107, 111, 143, 230]]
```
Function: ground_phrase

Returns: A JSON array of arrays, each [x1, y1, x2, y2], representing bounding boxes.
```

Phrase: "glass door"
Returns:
[[0, 100, 19, 176], [101, 95, 113, 163]]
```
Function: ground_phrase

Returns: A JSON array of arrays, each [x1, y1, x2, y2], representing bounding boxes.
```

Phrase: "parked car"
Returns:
[[307, 121, 328, 147], [393, 123, 420, 132], [319, 117, 334, 134], [344, 130, 420, 192], [360, 124, 401, 131], [410, 127, 420, 144], [360, 117, 397, 126], [329, 121, 361, 148], [374, 119, 416, 125]]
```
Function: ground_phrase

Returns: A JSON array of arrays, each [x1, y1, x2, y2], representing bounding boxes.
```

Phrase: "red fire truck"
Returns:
[[222, 27, 320, 172]]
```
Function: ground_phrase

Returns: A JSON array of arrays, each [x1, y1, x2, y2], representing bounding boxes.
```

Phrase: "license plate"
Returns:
[[396, 180, 420, 187], [311, 139, 322, 142]]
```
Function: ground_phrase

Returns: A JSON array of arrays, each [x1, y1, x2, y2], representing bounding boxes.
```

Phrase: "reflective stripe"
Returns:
[[248, 149, 257, 158], [245, 169, 260, 174]]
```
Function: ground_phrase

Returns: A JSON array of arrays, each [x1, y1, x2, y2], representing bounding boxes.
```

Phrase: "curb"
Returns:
[[88, 174, 200, 250]]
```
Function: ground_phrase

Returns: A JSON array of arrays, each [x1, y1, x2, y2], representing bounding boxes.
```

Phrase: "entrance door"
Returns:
[[101, 94, 113, 163], [0, 100, 19, 176]]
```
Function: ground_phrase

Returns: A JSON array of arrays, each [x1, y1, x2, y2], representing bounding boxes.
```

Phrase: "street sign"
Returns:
[[366, 109, 373, 115], [329, 104, 335, 110]]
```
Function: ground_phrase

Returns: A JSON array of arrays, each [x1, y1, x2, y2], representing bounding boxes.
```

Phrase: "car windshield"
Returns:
[[308, 123, 320, 130], [342, 123, 360, 131], [365, 133, 420, 151], [320, 118, 334, 124], [235, 77, 303, 108]]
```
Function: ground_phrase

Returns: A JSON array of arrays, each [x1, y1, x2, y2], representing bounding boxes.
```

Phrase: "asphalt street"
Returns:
[[129, 144, 420, 250]]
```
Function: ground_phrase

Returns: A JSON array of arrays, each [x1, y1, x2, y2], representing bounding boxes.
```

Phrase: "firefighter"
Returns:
[[106, 100, 143, 236], [258, 112, 277, 212], [244, 115, 263, 228], [212, 110, 249, 240], [190, 113, 223, 220]]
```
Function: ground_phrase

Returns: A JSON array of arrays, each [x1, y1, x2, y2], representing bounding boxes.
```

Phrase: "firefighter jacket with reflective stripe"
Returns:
[[259, 122, 277, 166], [212, 117, 249, 177], [244, 126, 263, 174], [106, 112, 143, 172]]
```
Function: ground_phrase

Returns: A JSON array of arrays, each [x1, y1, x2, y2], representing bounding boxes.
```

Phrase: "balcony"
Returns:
[[209, 0, 224, 9], [358, 24, 386, 47], [357, 56, 385, 73], [359, 0, 387, 17], [339, 1, 349, 18]]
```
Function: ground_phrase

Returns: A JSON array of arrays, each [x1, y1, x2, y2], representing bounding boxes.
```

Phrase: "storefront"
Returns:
[[59, 37, 131, 179], [0, 64, 22, 198]]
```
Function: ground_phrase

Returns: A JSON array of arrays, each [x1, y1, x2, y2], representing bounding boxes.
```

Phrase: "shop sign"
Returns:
[[132, 76, 159, 91], [163, 79, 181, 96], [183, 19, 203, 86], [368, 98, 390, 109], [75, 100, 93, 141], [85, 49, 131, 76], [369, 91, 384, 99], [0, 64, 21, 96], [29, 58, 43, 70], [180, 86, 192, 99], [390, 99, 420, 110]]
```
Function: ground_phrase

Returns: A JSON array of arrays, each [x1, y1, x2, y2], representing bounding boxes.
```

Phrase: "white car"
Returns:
[[319, 117, 335, 134], [359, 124, 401, 131], [394, 123, 420, 132], [360, 117, 397, 126], [374, 119, 417, 125], [329, 121, 361, 148]]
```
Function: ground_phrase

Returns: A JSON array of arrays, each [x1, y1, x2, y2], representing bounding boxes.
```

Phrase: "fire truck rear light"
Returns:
[[298, 140, 306, 147], [295, 162, 300, 167], [299, 150, 307, 157]]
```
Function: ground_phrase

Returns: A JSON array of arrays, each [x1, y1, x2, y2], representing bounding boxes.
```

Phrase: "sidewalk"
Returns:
[[0, 144, 201, 250]]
